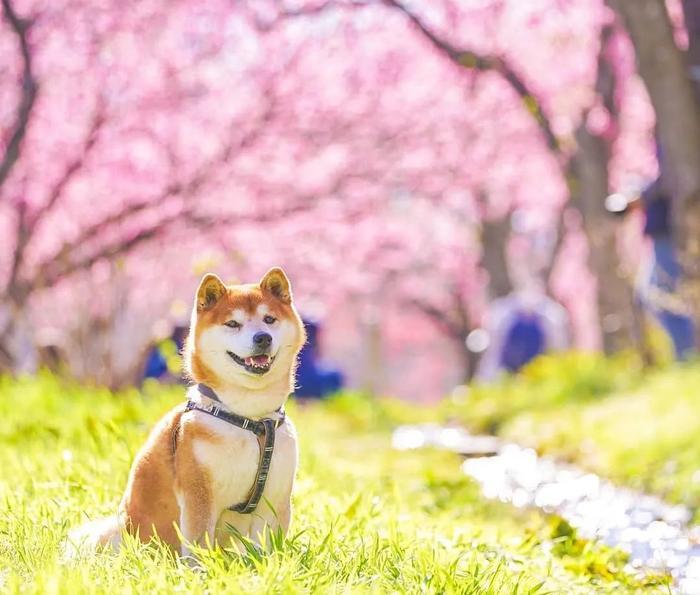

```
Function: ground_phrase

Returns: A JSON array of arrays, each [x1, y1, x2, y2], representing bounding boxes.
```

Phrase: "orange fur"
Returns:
[[67, 268, 306, 557], [186, 282, 303, 388]]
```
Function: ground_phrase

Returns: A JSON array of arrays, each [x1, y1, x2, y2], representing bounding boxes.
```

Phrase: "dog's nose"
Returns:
[[253, 332, 272, 348]]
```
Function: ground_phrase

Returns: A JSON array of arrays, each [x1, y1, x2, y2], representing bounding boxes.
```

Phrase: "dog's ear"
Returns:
[[196, 273, 226, 312], [260, 267, 292, 304]]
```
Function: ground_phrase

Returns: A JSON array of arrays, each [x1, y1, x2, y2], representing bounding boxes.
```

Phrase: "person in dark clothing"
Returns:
[[477, 279, 568, 380], [171, 325, 188, 353], [607, 175, 695, 359], [499, 311, 546, 373], [143, 345, 168, 380], [142, 324, 190, 383], [294, 319, 344, 399]]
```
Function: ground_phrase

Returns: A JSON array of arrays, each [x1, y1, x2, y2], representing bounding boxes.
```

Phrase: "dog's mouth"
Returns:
[[227, 351, 275, 375]]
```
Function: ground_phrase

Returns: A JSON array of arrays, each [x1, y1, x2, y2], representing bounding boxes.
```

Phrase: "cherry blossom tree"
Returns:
[[608, 0, 700, 328], [375, 0, 660, 354], [0, 0, 662, 396], [0, 0, 329, 374]]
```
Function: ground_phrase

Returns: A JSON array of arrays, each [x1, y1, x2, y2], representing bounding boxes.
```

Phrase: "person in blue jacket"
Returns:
[[295, 319, 344, 399], [607, 152, 695, 359]]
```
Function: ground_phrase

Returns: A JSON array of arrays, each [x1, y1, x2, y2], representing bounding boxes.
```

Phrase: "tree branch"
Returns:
[[250, 0, 367, 31], [6, 196, 30, 301], [380, 0, 562, 158], [33, 200, 318, 290], [268, 0, 561, 162], [403, 297, 466, 341], [35, 210, 184, 289], [0, 0, 38, 192], [24, 87, 279, 290], [30, 153, 373, 292], [27, 98, 107, 230]]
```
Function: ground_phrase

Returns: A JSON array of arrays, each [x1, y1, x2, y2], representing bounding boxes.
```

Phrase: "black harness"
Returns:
[[182, 384, 286, 515]]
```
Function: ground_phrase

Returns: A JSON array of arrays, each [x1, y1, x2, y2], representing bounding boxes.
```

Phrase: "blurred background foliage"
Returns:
[[2, 0, 700, 400]]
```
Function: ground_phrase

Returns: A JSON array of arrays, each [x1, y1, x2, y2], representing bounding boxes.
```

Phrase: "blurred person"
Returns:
[[171, 324, 188, 353], [295, 318, 344, 399], [477, 278, 569, 381], [606, 158, 695, 360], [0, 306, 37, 373], [140, 321, 188, 384], [140, 298, 191, 385], [142, 341, 169, 381], [476, 225, 569, 380]]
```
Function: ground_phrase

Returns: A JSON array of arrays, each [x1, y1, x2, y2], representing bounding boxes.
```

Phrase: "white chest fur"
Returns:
[[189, 409, 298, 541]]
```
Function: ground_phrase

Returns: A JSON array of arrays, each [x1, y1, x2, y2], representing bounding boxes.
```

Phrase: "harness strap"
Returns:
[[230, 418, 277, 514], [192, 383, 285, 436], [180, 384, 285, 515]]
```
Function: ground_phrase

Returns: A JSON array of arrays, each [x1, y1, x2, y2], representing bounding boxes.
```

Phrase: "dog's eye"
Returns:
[[224, 320, 241, 329], [263, 315, 277, 325]]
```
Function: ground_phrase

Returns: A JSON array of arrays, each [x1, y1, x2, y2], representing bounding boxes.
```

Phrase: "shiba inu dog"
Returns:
[[67, 268, 306, 557]]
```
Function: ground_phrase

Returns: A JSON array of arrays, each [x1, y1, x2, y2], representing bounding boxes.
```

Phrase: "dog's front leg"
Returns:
[[175, 449, 217, 558], [248, 497, 291, 549], [177, 491, 217, 558]]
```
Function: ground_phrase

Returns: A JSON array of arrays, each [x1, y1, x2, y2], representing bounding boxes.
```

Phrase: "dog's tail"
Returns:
[[63, 515, 122, 559]]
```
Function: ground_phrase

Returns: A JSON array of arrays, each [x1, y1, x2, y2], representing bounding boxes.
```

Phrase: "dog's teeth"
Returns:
[[245, 357, 253, 365]]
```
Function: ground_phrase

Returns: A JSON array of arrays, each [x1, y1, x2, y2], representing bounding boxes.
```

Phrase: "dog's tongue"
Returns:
[[245, 355, 270, 366]]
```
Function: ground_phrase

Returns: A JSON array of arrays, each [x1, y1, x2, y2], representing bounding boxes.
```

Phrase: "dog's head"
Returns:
[[185, 268, 306, 392]]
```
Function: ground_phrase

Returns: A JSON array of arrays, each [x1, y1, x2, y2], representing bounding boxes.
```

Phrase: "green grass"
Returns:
[[443, 353, 643, 435], [0, 373, 665, 593], [439, 353, 700, 521]]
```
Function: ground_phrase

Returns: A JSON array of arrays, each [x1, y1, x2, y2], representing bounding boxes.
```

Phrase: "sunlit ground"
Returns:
[[0, 372, 668, 593], [443, 353, 700, 520]]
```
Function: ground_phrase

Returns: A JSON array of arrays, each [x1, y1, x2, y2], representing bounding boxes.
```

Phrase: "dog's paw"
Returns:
[[181, 554, 205, 572]]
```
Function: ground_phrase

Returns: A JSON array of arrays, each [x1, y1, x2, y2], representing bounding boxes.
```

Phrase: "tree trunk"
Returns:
[[465, 342, 482, 382], [480, 216, 513, 300], [571, 125, 637, 353], [682, 0, 700, 98], [610, 0, 700, 327], [0, 297, 38, 374], [362, 305, 383, 395]]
